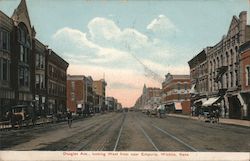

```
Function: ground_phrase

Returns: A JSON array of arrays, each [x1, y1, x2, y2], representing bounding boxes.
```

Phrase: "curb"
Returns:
[[167, 114, 250, 128]]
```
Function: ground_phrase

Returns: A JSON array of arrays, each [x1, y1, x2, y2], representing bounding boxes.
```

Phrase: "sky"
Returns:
[[0, 0, 249, 107]]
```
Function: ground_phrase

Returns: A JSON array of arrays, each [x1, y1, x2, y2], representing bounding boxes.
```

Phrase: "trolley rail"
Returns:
[[136, 113, 198, 151], [113, 113, 126, 151], [74, 113, 126, 151]]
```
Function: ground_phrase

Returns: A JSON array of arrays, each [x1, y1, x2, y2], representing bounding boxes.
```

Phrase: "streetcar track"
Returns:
[[152, 124, 198, 151], [74, 113, 125, 151], [135, 116, 160, 151], [113, 113, 126, 151], [138, 123, 159, 151], [137, 113, 198, 151], [40, 118, 112, 150], [74, 121, 112, 150], [36, 114, 120, 150]]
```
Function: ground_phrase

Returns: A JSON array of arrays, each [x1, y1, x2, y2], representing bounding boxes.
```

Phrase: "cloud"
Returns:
[[87, 17, 121, 42], [110, 82, 140, 90], [147, 14, 178, 37], [51, 15, 187, 107]]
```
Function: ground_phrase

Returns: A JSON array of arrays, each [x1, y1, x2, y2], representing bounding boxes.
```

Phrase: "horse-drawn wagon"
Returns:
[[6, 105, 37, 128]]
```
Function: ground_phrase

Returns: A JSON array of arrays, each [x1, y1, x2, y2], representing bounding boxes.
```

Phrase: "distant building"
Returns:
[[134, 84, 161, 109], [239, 41, 250, 120], [67, 75, 94, 115], [106, 97, 116, 111], [146, 87, 161, 108], [162, 73, 191, 114], [117, 103, 122, 110], [93, 79, 107, 112], [105, 97, 120, 111]]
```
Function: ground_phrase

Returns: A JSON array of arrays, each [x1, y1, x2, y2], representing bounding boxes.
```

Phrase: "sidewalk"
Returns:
[[168, 114, 250, 127]]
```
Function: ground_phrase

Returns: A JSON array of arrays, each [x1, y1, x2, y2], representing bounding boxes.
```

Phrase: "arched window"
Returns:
[[235, 46, 238, 53], [230, 49, 234, 64], [210, 61, 212, 72], [221, 55, 223, 66], [235, 46, 238, 63], [18, 23, 31, 63], [18, 23, 31, 87], [217, 57, 220, 68], [213, 59, 216, 72], [226, 52, 229, 66]]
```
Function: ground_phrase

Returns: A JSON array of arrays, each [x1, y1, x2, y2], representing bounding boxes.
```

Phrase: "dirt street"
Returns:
[[1, 111, 249, 151]]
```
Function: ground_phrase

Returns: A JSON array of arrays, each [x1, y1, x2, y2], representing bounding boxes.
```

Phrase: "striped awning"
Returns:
[[194, 98, 207, 104], [202, 97, 220, 107]]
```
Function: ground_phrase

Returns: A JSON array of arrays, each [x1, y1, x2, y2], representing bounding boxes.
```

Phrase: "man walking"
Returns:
[[67, 111, 73, 128]]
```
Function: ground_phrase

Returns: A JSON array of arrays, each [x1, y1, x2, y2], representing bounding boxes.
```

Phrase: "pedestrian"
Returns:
[[198, 108, 202, 120], [67, 111, 73, 128], [215, 108, 220, 123]]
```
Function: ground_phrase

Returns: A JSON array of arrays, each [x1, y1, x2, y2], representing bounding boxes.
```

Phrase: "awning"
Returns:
[[157, 104, 165, 110], [194, 98, 207, 104], [174, 102, 182, 110], [190, 84, 197, 94], [202, 97, 220, 107]]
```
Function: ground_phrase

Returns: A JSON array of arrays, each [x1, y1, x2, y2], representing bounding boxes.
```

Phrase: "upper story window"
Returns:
[[19, 67, 29, 87], [184, 83, 187, 90], [18, 23, 31, 63], [71, 81, 75, 92], [177, 83, 180, 90], [35, 74, 45, 89], [36, 52, 45, 69], [0, 29, 10, 51], [0, 58, 10, 81]]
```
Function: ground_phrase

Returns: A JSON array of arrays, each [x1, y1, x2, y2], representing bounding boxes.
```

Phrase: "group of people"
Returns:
[[196, 107, 220, 123], [146, 108, 166, 118]]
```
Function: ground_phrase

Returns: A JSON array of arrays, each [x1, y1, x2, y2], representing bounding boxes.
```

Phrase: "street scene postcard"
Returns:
[[0, 0, 250, 161]]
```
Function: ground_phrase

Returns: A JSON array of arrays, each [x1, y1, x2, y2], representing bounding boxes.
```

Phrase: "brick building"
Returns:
[[0, 0, 68, 118], [0, 0, 35, 117], [67, 75, 95, 115], [0, 11, 15, 117], [134, 84, 161, 110], [47, 50, 68, 115], [162, 73, 191, 114], [93, 79, 107, 112], [106, 97, 117, 111], [239, 41, 250, 120], [34, 39, 47, 115], [188, 11, 250, 119], [188, 48, 209, 114]]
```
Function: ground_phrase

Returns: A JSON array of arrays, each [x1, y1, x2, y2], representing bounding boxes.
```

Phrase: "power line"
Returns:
[[123, 21, 164, 83]]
